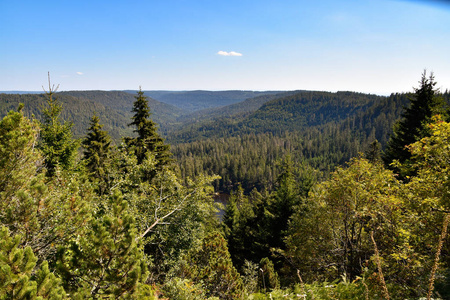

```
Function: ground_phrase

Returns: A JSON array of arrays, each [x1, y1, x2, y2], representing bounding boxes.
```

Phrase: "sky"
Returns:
[[1, 0, 450, 95]]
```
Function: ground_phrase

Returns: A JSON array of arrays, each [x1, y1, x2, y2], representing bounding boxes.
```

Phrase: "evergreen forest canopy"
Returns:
[[2, 72, 450, 299]]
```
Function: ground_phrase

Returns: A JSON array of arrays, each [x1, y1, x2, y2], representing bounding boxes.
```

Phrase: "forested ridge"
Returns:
[[170, 92, 418, 192], [2, 73, 450, 299], [140, 90, 283, 112]]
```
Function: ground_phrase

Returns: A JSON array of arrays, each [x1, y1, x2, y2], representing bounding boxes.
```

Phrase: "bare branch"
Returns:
[[136, 187, 200, 241]]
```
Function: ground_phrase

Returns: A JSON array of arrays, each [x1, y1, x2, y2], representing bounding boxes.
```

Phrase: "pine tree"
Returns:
[[57, 191, 152, 298], [39, 74, 79, 177], [0, 105, 89, 263], [0, 226, 66, 299], [383, 71, 446, 177], [180, 231, 245, 300], [82, 113, 113, 194], [126, 88, 171, 172], [0, 105, 40, 205]]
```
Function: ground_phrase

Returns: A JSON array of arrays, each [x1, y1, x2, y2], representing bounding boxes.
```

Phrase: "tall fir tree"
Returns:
[[39, 74, 79, 177], [383, 71, 446, 178], [82, 113, 113, 194], [126, 88, 171, 175]]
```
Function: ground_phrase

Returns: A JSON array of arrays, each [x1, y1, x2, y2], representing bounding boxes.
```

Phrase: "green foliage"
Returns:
[[286, 157, 402, 282], [241, 260, 259, 295], [0, 108, 89, 263], [0, 106, 41, 211], [161, 277, 208, 300], [82, 113, 113, 195], [221, 158, 316, 282], [180, 231, 245, 300], [57, 191, 151, 299], [249, 278, 374, 300], [38, 86, 79, 177], [0, 226, 65, 300], [0, 91, 177, 140], [383, 71, 447, 178], [258, 258, 280, 292], [114, 150, 220, 281], [126, 89, 172, 175], [171, 91, 409, 193], [0, 226, 39, 299], [4, 75, 450, 298], [364, 139, 382, 163]]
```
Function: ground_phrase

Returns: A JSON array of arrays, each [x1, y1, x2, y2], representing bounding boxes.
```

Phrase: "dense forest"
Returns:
[[2, 72, 450, 299]]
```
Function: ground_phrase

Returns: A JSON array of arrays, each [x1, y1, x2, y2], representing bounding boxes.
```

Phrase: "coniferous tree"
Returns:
[[383, 71, 446, 177], [269, 156, 300, 249], [364, 139, 382, 163], [0, 104, 40, 205], [258, 257, 280, 292], [39, 75, 79, 177], [180, 231, 245, 300], [126, 88, 171, 173], [0, 226, 66, 299], [57, 191, 152, 298], [82, 113, 113, 194]]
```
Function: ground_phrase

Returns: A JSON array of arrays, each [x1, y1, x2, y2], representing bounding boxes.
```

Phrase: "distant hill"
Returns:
[[0, 91, 42, 94], [59, 91, 183, 127], [138, 90, 282, 112], [0, 93, 132, 140], [176, 91, 302, 124], [165, 91, 389, 143], [0, 90, 182, 141], [169, 91, 413, 192]]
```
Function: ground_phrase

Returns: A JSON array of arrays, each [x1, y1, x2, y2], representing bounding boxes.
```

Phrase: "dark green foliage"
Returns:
[[268, 156, 304, 249], [364, 139, 382, 163], [126, 89, 172, 173], [222, 158, 316, 278], [38, 86, 79, 177], [383, 71, 447, 177], [171, 91, 409, 193], [258, 257, 280, 292], [82, 113, 113, 194]]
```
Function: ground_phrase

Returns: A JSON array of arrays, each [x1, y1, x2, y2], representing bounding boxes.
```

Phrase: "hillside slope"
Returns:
[[141, 90, 282, 112], [0, 90, 181, 141]]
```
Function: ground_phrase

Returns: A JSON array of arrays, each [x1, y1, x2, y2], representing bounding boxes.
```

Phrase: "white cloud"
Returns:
[[76, 72, 84, 75], [217, 51, 243, 57]]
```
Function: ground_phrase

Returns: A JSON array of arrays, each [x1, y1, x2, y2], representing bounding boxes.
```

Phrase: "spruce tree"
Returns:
[[383, 71, 446, 177], [82, 113, 113, 194], [39, 74, 79, 177], [126, 88, 171, 172]]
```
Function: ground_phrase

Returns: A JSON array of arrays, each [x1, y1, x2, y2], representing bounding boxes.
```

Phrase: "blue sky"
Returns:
[[1, 0, 449, 94]]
